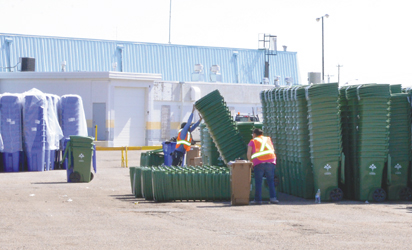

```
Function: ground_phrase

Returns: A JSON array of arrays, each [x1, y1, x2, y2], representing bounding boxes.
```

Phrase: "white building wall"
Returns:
[[0, 72, 161, 147]]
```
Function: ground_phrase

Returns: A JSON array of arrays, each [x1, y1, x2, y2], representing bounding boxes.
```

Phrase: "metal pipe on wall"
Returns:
[[180, 81, 185, 127]]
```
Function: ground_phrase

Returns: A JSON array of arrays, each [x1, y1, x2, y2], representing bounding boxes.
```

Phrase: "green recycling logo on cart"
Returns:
[[369, 164, 377, 175], [394, 164, 402, 175], [78, 153, 85, 163], [324, 164, 332, 175]]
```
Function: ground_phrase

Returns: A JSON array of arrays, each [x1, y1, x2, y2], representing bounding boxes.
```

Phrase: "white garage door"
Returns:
[[113, 87, 146, 146]]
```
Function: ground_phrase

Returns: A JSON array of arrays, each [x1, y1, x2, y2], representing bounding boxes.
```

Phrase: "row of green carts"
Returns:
[[129, 165, 271, 202], [129, 165, 230, 202], [261, 83, 412, 202]]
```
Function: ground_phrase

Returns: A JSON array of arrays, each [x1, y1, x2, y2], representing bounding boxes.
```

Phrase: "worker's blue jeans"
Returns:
[[171, 150, 185, 167], [254, 163, 276, 202]]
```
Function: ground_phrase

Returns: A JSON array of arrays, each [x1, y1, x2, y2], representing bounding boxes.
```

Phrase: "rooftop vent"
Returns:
[[308, 72, 321, 85], [209, 65, 222, 82], [285, 77, 293, 86], [210, 65, 220, 73], [194, 64, 203, 73], [274, 76, 280, 87], [192, 64, 204, 82]]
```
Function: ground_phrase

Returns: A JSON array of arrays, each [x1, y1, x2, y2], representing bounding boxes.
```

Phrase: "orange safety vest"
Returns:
[[176, 129, 192, 152], [251, 136, 276, 161]]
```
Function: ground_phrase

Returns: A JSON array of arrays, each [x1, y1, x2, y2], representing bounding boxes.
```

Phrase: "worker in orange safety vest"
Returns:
[[247, 128, 278, 205], [172, 105, 202, 166]]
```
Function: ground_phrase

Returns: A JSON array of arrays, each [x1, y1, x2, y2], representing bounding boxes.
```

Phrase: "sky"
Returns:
[[1, 0, 411, 85]]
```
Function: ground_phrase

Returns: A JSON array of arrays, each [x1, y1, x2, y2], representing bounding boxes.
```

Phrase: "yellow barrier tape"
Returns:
[[95, 146, 162, 151]]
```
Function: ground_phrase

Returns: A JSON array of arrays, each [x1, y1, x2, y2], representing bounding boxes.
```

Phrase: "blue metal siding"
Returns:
[[0, 33, 299, 85]]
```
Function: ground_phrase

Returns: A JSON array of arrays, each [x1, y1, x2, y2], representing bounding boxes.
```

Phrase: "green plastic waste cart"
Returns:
[[62, 136, 95, 183]]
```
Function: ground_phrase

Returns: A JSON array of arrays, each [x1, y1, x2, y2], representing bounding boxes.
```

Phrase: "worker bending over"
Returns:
[[247, 128, 278, 205], [172, 105, 202, 166]]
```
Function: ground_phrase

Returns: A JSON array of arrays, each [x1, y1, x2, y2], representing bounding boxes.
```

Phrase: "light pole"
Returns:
[[337, 64, 343, 85], [316, 14, 329, 83], [168, 0, 172, 44]]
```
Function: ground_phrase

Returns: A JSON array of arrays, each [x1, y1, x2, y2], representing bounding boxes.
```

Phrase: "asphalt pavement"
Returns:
[[0, 150, 411, 249]]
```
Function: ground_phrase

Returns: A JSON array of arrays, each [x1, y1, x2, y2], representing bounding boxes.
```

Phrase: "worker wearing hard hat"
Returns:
[[247, 128, 278, 205], [172, 105, 202, 166]]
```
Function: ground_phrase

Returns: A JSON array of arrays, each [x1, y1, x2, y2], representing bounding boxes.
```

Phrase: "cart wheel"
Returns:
[[372, 188, 386, 202], [69, 171, 81, 182], [399, 187, 412, 201], [330, 188, 344, 201], [274, 174, 279, 187], [90, 172, 94, 181]]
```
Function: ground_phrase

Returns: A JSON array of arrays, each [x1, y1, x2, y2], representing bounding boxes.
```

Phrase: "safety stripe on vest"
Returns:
[[177, 129, 191, 146], [260, 137, 268, 151], [251, 150, 274, 159], [251, 136, 274, 159], [252, 137, 273, 151], [177, 140, 191, 146]]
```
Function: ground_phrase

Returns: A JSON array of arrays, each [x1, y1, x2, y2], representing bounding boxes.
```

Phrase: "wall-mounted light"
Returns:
[[61, 60, 66, 72]]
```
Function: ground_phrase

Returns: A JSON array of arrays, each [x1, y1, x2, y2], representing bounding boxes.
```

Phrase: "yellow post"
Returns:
[[93, 145, 163, 168], [121, 149, 125, 167], [95, 125, 98, 141], [125, 146, 129, 168]]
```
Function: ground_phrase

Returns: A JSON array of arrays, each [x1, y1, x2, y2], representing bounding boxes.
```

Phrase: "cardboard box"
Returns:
[[186, 146, 200, 165], [230, 160, 252, 206], [194, 157, 203, 166], [188, 159, 195, 166]]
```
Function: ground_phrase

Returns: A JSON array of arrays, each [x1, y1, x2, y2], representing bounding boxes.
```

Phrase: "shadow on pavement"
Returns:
[[111, 192, 412, 207], [31, 182, 69, 185], [110, 194, 136, 201]]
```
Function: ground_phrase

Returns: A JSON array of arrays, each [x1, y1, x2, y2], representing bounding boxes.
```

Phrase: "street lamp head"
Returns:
[[316, 18, 320, 22], [325, 14, 329, 18]]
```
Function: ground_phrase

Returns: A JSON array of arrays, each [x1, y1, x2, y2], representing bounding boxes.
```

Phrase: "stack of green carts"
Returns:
[[345, 84, 390, 201], [305, 83, 344, 201], [259, 87, 314, 199], [195, 90, 246, 163], [387, 93, 412, 200]]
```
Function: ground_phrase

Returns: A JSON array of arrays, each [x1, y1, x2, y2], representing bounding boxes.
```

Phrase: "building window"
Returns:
[[161, 105, 171, 139]]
